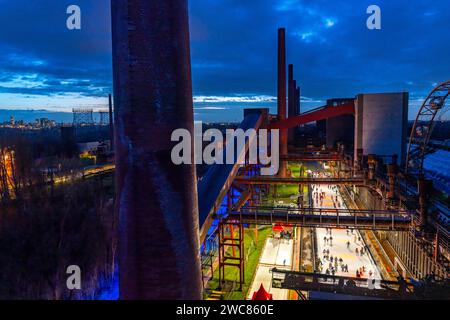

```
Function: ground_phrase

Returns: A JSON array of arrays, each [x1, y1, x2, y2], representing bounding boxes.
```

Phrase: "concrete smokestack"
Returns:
[[277, 28, 288, 176], [111, 0, 202, 299]]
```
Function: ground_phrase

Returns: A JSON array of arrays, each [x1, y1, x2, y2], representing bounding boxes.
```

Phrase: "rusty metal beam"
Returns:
[[270, 102, 355, 130]]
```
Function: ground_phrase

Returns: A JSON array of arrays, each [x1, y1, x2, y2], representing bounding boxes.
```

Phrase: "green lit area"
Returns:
[[204, 226, 272, 300]]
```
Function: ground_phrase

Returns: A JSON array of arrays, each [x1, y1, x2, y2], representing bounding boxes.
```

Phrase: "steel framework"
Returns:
[[99, 109, 110, 125], [226, 206, 414, 231], [234, 176, 365, 185], [270, 269, 450, 299], [406, 80, 450, 176], [217, 220, 245, 291], [72, 108, 94, 126]]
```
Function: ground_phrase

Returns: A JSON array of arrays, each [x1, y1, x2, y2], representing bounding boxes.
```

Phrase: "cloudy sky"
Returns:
[[0, 0, 448, 121]]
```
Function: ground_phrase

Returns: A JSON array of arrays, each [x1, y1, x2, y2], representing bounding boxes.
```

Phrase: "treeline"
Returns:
[[0, 128, 78, 160], [0, 175, 117, 299], [0, 128, 117, 299]]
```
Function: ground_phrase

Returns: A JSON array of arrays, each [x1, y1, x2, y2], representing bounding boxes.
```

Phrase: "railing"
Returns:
[[234, 176, 366, 185], [226, 205, 415, 231], [270, 268, 418, 299]]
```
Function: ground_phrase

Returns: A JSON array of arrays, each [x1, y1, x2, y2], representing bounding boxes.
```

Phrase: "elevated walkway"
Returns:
[[234, 176, 365, 185], [270, 269, 416, 299], [226, 206, 414, 231]]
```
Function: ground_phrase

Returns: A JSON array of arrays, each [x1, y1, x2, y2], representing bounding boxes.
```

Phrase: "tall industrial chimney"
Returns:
[[111, 0, 202, 299], [288, 64, 295, 143], [277, 28, 288, 177], [295, 86, 301, 115]]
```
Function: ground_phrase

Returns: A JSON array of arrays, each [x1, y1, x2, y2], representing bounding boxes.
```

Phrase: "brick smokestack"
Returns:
[[277, 28, 288, 177], [295, 86, 301, 115], [288, 64, 294, 143], [111, 0, 202, 299]]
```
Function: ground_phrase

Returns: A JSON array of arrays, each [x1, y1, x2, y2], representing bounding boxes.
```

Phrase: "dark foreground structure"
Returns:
[[111, 0, 202, 299]]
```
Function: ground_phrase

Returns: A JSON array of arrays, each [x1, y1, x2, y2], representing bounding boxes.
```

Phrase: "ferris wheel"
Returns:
[[405, 80, 450, 176]]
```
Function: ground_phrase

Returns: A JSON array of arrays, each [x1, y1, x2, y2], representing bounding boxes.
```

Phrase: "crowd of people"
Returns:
[[317, 228, 351, 276], [312, 185, 342, 209], [317, 227, 376, 279], [312, 181, 378, 281]]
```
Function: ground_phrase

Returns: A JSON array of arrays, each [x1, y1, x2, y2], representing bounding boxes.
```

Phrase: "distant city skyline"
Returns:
[[0, 0, 449, 121]]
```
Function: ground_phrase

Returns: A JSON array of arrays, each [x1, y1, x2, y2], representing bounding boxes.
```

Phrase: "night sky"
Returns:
[[0, 0, 449, 122]]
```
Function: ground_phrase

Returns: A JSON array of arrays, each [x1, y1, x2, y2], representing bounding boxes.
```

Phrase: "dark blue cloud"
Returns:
[[0, 0, 449, 119]]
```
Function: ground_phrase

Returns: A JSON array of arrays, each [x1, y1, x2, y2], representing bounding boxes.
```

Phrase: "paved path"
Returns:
[[247, 237, 293, 300]]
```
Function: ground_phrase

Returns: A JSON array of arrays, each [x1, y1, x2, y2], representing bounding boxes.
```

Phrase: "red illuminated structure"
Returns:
[[270, 102, 355, 130], [251, 284, 273, 300]]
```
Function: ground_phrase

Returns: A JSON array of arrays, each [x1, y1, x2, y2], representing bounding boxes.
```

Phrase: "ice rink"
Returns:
[[247, 180, 382, 300], [312, 184, 381, 281], [247, 237, 293, 300]]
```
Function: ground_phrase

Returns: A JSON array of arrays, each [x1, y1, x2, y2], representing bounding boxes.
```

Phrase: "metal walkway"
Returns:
[[225, 206, 415, 231], [281, 154, 342, 161], [270, 269, 418, 299], [234, 176, 365, 185]]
